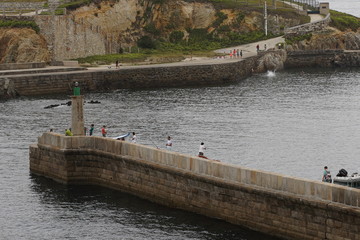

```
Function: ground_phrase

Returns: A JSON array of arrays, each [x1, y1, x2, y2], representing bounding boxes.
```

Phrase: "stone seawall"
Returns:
[[30, 133, 360, 240], [3, 58, 258, 97], [0, 62, 46, 71], [285, 50, 360, 68]]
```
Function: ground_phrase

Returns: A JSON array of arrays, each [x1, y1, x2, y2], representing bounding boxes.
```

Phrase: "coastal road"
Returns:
[[88, 13, 324, 70]]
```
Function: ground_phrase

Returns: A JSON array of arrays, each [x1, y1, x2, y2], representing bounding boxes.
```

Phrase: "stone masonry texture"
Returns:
[[29, 133, 360, 240]]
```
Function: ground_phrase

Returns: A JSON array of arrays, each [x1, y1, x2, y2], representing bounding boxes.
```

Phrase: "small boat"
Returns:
[[333, 169, 360, 188], [112, 132, 130, 140]]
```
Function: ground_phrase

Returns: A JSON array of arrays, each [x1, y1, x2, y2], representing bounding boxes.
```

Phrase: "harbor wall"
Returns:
[[30, 133, 360, 240], [1, 50, 360, 99], [3, 58, 258, 97], [285, 50, 360, 68]]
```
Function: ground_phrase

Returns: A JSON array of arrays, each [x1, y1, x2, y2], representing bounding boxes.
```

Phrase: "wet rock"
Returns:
[[256, 50, 287, 72]]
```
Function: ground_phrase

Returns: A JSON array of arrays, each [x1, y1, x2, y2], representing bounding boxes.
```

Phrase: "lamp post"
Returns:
[[264, 1, 268, 36], [71, 82, 85, 136]]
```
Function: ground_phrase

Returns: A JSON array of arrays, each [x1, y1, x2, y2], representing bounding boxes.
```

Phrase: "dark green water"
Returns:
[[1, 68, 360, 239]]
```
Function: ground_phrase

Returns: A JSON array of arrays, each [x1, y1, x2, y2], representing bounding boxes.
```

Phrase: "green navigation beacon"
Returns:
[[73, 82, 80, 96]]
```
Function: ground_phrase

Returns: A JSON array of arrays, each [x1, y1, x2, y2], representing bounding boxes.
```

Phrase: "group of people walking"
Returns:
[[229, 49, 243, 58]]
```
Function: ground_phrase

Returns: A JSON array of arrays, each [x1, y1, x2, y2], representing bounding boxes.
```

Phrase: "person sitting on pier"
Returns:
[[198, 142, 208, 159], [65, 129, 73, 136], [166, 136, 172, 150], [322, 166, 332, 183]]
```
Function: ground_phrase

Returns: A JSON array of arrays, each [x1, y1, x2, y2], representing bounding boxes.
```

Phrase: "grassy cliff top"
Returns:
[[1, 0, 45, 2], [330, 10, 360, 31]]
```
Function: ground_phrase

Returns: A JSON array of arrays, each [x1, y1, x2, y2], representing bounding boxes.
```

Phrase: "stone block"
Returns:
[[211, 161, 223, 178], [292, 178, 306, 196], [176, 154, 190, 170], [189, 158, 198, 172], [258, 171, 269, 189], [94, 137, 108, 152], [223, 164, 237, 182], [314, 183, 332, 200], [240, 168, 251, 185]]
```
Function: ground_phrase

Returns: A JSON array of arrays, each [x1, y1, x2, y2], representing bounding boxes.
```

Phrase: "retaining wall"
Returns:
[[30, 132, 360, 240], [285, 50, 360, 68], [2, 58, 258, 97], [0, 2, 45, 11], [285, 13, 331, 37], [0, 62, 46, 71]]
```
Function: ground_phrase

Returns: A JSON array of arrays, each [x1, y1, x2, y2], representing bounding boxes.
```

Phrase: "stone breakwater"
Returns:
[[1, 50, 360, 99], [30, 133, 360, 240], [285, 50, 360, 68], [0, 57, 258, 98]]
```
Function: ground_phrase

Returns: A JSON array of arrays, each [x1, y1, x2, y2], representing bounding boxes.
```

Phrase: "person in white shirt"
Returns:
[[166, 136, 172, 149], [198, 142, 206, 157], [131, 132, 137, 143]]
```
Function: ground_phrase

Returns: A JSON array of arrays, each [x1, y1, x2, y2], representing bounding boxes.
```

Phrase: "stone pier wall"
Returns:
[[285, 50, 360, 68], [4, 58, 258, 97], [30, 133, 360, 240]]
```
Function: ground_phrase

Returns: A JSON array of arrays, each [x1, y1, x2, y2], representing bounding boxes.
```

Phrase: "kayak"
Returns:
[[112, 132, 130, 139]]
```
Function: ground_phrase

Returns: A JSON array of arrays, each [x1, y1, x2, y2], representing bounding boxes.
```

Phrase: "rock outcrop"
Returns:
[[256, 50, 287, 72], [0, 28, 49, 63], [286, 28, 360, 51]]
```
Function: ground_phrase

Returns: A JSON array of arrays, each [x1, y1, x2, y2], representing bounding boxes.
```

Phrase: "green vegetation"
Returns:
[[57, 0, 95, 10], [10, 0, 43, 1], [0, 20, 40, 33], [330, 10, 360, 31], [76, 53, 148, 65], [169, 31, 184, 43], [285, 33, 312, 45], [76, 30, 277, 64]]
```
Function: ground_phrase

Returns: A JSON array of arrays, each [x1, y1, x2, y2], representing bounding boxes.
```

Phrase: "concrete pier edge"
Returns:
[[30, 133, 360, 240]]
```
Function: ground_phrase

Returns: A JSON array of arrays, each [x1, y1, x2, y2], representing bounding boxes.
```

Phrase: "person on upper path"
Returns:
[[101, 125, 107, 137]]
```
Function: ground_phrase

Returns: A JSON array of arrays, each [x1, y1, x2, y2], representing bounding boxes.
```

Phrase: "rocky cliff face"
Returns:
[[286, 28, 360, 51], [0, 28, 49, 63], [32, 0, 305, 61]]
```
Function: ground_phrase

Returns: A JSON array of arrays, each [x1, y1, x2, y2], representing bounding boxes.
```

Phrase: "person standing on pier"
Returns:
[[322, 166, 332, 182], [131, 132, 137, 143], [198, 142, 207, 158], [166, 136, 172, 150], [101, 125, 107, 137], [89, 124, 94, 136]]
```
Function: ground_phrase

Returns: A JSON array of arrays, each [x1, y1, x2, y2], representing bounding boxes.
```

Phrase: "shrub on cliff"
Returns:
[[0, 20, 40, 33], [285, 33, 312, 45], [330, 10, 360, 32], [137, 36, 157, 49], [169, 31, 184, 43]]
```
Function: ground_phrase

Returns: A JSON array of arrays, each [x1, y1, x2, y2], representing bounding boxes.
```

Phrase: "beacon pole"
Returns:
[[71, 82, 85, 136]]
